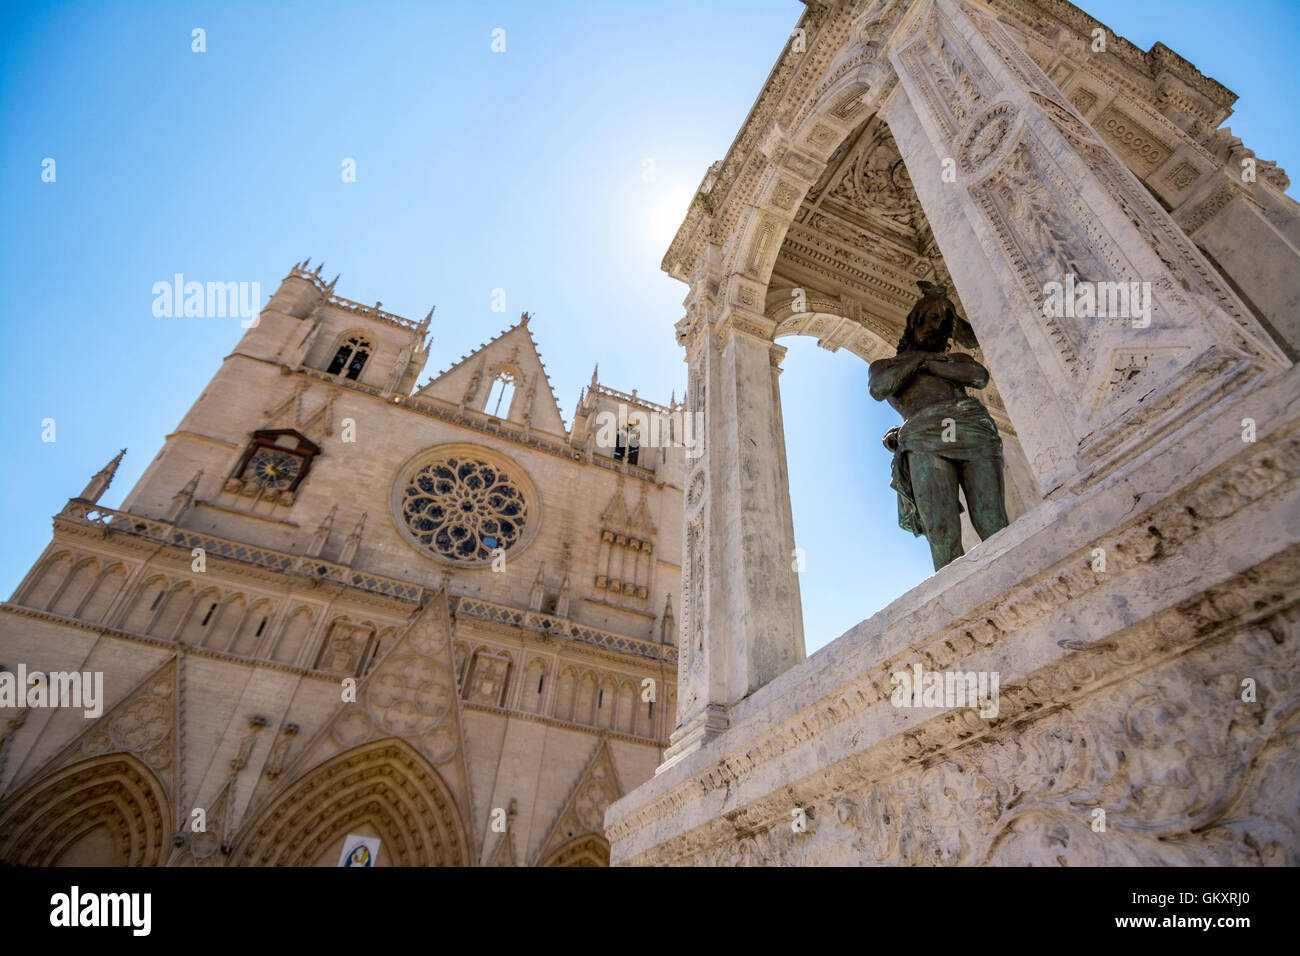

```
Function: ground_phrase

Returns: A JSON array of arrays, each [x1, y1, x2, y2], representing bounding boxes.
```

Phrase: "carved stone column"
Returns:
[[880, 0, 1288, 497], [664, 281, 806, 769]]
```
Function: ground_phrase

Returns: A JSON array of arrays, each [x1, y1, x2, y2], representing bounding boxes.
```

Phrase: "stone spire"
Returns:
[[307, 504, 337, 558], [529, 563, 546, 612], [168, 469, 203, 522], [661, 594, 675, 645], [339, 512, 367, 566], [79, 449, 126, 504], [555, 572, 572, 619]]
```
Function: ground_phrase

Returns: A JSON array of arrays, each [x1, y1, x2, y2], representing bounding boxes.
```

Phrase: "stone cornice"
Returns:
[[450, 610, 676, 675], [53, 501, 425, 607], [459, 699, 667, 748], [450, 596, 677, 664], [715, 313, 778, 351], [987, 0, 1236, 112], [0, 603, 340, 682], [42, 506, 676, 670]]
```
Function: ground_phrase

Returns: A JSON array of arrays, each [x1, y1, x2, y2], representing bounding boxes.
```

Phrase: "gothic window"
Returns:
[[231, 430, 320, 494], [398, 455, 531, 564], [273, 606, 314, 664], [485, 372, 517, 418], [230, 599, 273, 656], [613, 427, 640, 465], [326, 336, 371, 380]]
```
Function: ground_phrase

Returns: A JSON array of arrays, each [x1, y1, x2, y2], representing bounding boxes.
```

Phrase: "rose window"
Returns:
[[399, 457, 529, 563]]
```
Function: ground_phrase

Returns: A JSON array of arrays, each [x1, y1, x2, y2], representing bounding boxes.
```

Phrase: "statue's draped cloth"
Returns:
[[883, 396, 1003, 537]]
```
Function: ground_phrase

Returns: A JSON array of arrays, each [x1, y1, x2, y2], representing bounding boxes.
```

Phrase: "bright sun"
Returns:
[[647, 184, 698, 252]]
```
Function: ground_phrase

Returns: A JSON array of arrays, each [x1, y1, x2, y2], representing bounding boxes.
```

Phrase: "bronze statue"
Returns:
[[868, 282, 1008, 570]]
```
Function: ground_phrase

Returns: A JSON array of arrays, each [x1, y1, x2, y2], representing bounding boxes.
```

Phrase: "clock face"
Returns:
[[245, 447, 304, 490]]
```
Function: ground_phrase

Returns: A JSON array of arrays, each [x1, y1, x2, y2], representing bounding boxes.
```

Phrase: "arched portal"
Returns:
[[229, 738, 468, 866], [538, 833, 611, 867], [662, 0, 1287, 769], [0, 754, 172, 866]]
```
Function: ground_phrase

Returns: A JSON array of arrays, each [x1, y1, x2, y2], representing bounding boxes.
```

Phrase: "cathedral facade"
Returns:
[[0, 263, 684, 866]]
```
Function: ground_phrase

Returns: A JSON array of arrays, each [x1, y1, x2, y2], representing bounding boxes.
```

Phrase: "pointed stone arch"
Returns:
[[575, 671, 598, 726], [205, 592, 247, 648], [487, 826, 519, 867], [231, 589, 474, 862], [14, 549, 74, 610], [5, 655, 183, 822], [149, 580, 194, 639], [537, 832, 610, 867], [49, 555, 100, 617], [521, 657, 548, 713], [119, 573, 171, 634], [231, 597, 274, 655], [78, 562, 129, 624], [179, 585, 224, 644], [228, 738, 469, 867], [616, 679, 637, 734], [534, 739, 622, 866], [0, 753, 171, 867], [555, 666, 578, 721], [271, 604, 315, 664]]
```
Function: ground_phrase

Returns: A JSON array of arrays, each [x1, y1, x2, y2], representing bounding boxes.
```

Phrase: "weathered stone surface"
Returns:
[[614, 0, 1300, 865]]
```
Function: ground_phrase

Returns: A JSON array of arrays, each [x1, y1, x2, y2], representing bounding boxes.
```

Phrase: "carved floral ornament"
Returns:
[[390, 443, 540, 568], [956, 101, 1024, 181]]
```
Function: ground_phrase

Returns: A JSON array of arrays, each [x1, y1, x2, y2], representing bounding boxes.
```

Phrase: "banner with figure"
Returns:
[[338, 835, 381, 867]]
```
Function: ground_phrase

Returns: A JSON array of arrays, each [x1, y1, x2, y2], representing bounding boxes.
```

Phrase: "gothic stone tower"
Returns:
[[0, 263, 684, 867]]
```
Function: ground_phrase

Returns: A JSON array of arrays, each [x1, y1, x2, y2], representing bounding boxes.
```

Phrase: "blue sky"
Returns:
[[3, 0, 1297, 654]]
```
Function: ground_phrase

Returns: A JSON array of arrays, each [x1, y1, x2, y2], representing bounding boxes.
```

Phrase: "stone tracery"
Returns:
[[400, 457, 529, 563]]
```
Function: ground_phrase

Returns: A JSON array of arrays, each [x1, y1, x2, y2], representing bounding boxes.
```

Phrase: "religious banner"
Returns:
[[338, 835, 381, 867]]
